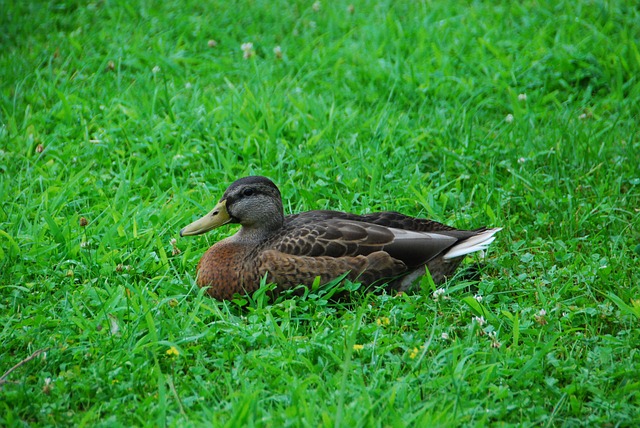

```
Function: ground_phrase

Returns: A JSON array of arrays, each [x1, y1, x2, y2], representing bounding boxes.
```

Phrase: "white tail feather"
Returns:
[[443, 228, 502, 259]]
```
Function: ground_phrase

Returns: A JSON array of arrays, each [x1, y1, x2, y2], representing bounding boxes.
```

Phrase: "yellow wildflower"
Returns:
[[376, 317, 390, 326], [409, 347, 419, 359]]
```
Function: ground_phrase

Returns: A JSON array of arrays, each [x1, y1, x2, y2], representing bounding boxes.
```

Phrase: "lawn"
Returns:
[[1, 0, 640, 426]]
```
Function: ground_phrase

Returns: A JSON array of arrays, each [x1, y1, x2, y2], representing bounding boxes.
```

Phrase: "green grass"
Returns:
[[2, 0, 640, 425]]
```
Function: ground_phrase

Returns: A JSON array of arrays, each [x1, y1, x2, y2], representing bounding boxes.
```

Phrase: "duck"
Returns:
[[180, 176, 501, 301]]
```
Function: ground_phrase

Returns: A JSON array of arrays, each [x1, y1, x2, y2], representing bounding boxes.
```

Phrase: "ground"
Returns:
[[1, 0, 639, 426]]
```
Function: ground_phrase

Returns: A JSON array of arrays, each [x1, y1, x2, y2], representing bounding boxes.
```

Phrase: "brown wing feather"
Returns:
[[258, 249, 406, 292], [287, 210, 482, 237], [271, 219, 396, 257], [273, 213, 467, 268]]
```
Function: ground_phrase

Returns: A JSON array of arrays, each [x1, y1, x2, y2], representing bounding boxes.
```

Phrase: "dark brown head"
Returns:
[[180, 176, 285, 237]]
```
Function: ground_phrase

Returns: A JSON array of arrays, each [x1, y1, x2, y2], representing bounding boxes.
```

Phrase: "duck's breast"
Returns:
[[196, 240, 259, 300]]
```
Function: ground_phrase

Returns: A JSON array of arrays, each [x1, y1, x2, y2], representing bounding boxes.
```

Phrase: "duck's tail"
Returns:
[[443, 228, 502, 259]]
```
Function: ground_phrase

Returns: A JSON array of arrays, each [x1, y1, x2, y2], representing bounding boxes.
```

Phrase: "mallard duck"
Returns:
[[180, 176, 501, 301]]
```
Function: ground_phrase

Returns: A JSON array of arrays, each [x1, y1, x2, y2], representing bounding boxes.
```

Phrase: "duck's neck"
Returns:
[[233, 226, 273, 244], [234, 212, 284, 244]]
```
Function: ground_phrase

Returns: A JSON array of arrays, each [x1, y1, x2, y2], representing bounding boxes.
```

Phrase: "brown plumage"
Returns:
[[180, 176, 501, 301]]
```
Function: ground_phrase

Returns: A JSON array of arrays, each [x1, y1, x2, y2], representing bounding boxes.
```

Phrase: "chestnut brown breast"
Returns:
[[196, 241, 260, 300]]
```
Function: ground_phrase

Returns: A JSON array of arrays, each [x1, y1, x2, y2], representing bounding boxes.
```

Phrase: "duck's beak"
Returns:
[[180, 200, 231, 237]]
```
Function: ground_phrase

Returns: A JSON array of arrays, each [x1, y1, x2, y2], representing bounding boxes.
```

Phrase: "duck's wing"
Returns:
[[359, 211, 486, 236], [260, 212, 501, 291], [288, 210, 483, 235], [271, 216, 462, 268], [257, 249, 406, 292]]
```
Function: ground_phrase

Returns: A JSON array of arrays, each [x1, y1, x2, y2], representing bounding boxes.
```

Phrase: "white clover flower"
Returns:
[[518, 93, 527, 101], [241, 42, 255, 59], [518, 157, 526, 164], [488, 331, 501, 348], [505, 113, 514, 123], [474, 294, 483, 303], [535, 307, 548, 325], [312, 1, 321, 11], [441, 332, 449, 340], [432, 288, 447, 301], [473, 316, 486, 326], [152, 65, 161, 74]]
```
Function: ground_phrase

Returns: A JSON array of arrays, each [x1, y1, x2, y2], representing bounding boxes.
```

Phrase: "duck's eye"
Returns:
[[243, 188, 255, 197]]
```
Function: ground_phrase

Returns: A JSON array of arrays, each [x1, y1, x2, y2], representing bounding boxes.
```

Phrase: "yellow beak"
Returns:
[[180, 200, 231, 237]]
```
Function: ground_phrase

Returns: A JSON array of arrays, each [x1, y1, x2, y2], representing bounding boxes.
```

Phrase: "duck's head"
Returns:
[[180, 176, 285, 237]]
